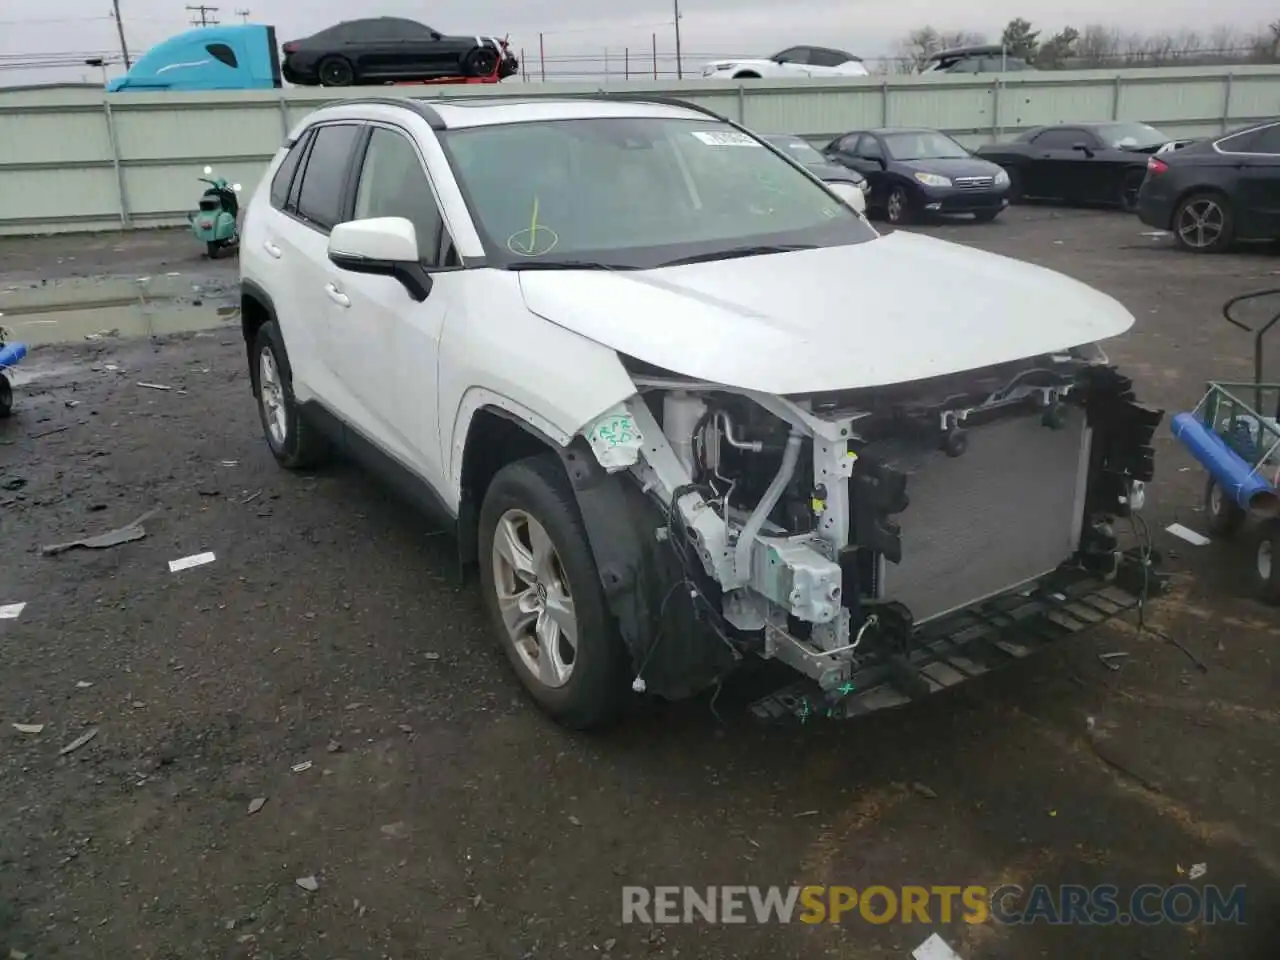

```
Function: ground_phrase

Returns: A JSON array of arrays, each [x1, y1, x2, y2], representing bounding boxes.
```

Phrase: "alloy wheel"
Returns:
[[491, 508, 578, 688], [1176, 198, 1225, 249], [258, 348, 288, 447], [887, 189, 906, 223]]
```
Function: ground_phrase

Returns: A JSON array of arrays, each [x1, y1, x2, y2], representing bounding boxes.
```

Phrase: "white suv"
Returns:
[[239, 94, 1163, 730]]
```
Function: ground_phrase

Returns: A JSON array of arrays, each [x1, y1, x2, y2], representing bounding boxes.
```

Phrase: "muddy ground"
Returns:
[[1, 211, 1279, 959]]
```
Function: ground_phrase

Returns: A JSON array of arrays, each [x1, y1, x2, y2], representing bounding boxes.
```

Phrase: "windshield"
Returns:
[[438, 117, 875, 269], [762, 135, 825, 164], [1096, 122, 1167, 150], [882, 131, 971, 161]]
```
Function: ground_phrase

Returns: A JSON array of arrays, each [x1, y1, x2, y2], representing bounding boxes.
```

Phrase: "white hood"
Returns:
[[517, 231, 1134, 395]]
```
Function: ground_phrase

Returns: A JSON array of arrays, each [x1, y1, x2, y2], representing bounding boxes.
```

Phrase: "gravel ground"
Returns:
[[1, 210, 1279, 960]]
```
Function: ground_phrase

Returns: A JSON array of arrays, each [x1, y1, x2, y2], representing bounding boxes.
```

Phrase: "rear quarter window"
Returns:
[[269, 131, 312, 210]]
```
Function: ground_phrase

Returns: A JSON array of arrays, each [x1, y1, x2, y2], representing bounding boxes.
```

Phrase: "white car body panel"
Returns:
[[517, 230, 1134, 394], [702, 59, 869, 79]]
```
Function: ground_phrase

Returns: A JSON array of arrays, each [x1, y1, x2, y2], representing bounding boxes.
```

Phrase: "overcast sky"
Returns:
[[0, 0, 1272, 84]]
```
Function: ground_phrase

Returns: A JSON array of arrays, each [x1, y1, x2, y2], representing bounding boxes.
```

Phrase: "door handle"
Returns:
[[262, 240, 282, 259], [324, 283, 350, 308]]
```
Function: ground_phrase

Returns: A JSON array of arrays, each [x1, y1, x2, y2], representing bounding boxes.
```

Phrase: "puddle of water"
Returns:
[[4, 301, 239, 347]]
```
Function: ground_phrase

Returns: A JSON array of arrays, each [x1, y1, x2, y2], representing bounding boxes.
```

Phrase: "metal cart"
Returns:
[[0, 325, 27, 418], [1171, 289, 1280, 603]]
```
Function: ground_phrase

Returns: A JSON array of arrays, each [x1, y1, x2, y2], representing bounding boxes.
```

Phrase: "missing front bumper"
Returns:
[[748, 547, 1163, 722]]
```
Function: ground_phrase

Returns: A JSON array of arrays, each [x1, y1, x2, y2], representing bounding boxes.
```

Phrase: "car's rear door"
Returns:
[[343, 19, 406, 79], [321, 123, 457, 490], [1228, 125, 1280, 238], [273, 121, 365, 407]]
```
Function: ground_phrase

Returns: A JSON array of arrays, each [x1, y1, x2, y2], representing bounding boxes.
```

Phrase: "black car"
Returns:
[[1137, 119, 1280, 253], [760, 133, 868, 194], [282, 17, 518, 87], [822, 127, 1010, 224], [975, 121, 1190, 211], [918, 44, 1036, 74]]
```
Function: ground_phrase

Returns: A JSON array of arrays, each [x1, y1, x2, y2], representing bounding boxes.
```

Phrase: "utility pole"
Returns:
[[235, 7, 250, 22], [186, 4, 219, 27], [673, 0, 683, 79], [111, 0, 131, 69]]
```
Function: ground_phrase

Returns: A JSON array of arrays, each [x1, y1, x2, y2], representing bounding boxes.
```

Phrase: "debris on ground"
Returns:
[[1098, 651, 1129, 671], [295, 875, 320, 892], [291, 761, 313, 773], [40, 508, 160, 556], [911, 782, 938, 799], [1165, 523, 1210, 547], [912, 933, 963, 960], [12, 723, 44, 734], [136, 382, 174, 391], [792, 810, 819, 818], [58, 727, 98, 756], [168, 551, 215, 573], [1187, 862, 1208, 880], [567, 815, 582, 827], [0, 602, 26, 619], [247, 797, 266, 815], [380, 821, 409, 839]]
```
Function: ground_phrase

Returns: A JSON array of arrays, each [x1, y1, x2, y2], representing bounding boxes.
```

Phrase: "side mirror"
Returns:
[[431, 30, 442, 40], [327, 217, 432, 302], [1072, 142, 1091, 153]]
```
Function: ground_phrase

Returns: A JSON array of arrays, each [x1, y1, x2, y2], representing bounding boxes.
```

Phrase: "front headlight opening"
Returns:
[[994, 169, 1010, 185], [914, 172, 951, 187]]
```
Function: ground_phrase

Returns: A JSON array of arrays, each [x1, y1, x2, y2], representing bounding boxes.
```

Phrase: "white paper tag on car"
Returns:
[[691, 131, 760, 147]]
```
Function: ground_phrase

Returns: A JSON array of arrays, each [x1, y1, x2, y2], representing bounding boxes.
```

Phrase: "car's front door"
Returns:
[[321, 123, 455, 488], [1025, 127, 1089, 200], [772, 46, 814, 76], [852, 135, 890, 206]]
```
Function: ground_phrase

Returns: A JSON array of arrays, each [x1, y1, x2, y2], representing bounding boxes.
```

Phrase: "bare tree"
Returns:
[[1073, 24, 1123, 67]]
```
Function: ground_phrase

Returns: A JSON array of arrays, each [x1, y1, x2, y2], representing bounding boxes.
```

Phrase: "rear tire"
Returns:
[[477, 454, 631, 730], [1250, 518, 1280, 605], [462, 45, 500, 77], [206, 241, 220, 260], [1204, 477, 1246, 538], [317, 55, 354, 87], [1172, 191, 1233, 253], [251, 321, 330, 471], [1119, 170, 1144, 213]]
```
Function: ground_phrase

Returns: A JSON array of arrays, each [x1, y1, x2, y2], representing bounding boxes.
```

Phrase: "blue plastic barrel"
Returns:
[[1172, 411, 1279, 516], [0, 341, 27, 369]]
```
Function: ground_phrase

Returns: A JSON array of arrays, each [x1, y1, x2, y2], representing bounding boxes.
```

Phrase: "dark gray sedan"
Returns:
[[821, 127, 1011, 224]]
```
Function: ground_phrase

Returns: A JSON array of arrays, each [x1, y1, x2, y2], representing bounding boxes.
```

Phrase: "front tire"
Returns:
[[886, 185, 912, 225], [1173, 191, 1233, 253], [1205, 477, 1246, 538], [317, 55, 355, 87], [0, 373, 12, 419], [461, 45, 500, 77], [251, 321, 330, 471], [478, 454, 630, 730]]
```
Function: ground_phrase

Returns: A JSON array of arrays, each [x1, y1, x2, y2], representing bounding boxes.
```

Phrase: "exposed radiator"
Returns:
[[862, 407, 1091, 624]]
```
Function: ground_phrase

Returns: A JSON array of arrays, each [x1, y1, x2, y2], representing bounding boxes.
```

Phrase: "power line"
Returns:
[[186, 4, 219, 27]]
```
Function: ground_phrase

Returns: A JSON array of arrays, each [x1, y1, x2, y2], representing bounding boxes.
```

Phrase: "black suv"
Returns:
[[919, 45, 1035, 74], [282, 17, 518, 86]]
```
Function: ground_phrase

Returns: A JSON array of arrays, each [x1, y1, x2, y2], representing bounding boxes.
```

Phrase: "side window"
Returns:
[[352, 127, 451, 265], [295, 124, 362, 230], [855, 135, 884, 159], [837, 133, 861, 153], [1243, 125, 1280, 154], [948, 57, 981, 73], [269, 130, 311, 210], [206, 43, 238, 68], [1032, 129, 1083, 149], [808, 48, 845, 67], [774, 46, 810, 64]]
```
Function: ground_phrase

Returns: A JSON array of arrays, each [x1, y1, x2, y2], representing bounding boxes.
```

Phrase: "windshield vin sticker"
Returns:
[[691, 131, 760, 147]]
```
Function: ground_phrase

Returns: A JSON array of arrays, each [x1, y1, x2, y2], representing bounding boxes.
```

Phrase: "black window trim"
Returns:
[[1214, 120, 1280, 157], [285, 120, 365, 235], [206, 42, 238, 68], [270, 128, 312, 212], [352, 119, 462, 271], [1032, 127, 1092, 149]]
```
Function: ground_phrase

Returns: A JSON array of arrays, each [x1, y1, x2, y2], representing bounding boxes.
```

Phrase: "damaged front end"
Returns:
[[560, 346, 1165, 721]]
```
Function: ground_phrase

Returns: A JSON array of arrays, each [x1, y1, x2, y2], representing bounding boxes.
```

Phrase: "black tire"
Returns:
[[251, 321, 330, 470], [1249, 518, 1280, 605], [462, 45, 500, 77], [317, 55, 355, 87], [206, 241, 220, 260], [1004, 167, 1023, 203], [1204, 476, 1246, 538], [1119, 170, 1144, 213], [0, 373, 11, 419], [886, 185, 912, 225], [477, 453, 631, 730], [1172, 190, 1234, 253], [973, 209, 1001, 223]]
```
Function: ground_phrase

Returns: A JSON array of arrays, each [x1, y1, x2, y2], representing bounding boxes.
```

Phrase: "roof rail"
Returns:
[[313, 95, 446, 129]]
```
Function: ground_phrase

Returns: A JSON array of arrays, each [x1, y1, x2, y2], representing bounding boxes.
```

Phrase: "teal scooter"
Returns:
[[189, 165, 242, 259]]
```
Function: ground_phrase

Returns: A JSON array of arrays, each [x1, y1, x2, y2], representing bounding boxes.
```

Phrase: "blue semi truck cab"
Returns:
[[106, 24, 282, 91]]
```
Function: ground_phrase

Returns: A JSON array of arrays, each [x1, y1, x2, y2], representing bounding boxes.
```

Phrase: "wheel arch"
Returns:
[[240, 279, 281, 396]]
